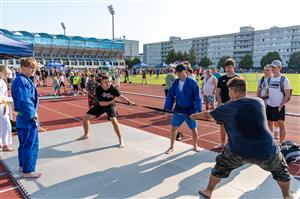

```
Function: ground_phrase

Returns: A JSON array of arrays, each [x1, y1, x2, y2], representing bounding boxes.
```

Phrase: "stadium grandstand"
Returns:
[[0, 29, 125, 68]]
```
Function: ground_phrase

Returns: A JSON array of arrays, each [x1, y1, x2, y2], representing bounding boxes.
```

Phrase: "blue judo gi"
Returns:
[[164, 77, 202, 128], [11, 73, 39, 174]]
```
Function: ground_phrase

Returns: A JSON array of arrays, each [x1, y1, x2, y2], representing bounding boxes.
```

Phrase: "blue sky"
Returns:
[[1, 0, 300, 53]]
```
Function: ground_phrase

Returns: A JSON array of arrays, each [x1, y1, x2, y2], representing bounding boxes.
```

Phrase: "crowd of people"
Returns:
[[0, 57, 295, 198]]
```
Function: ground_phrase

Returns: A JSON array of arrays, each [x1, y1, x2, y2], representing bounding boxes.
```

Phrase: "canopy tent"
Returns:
[[133, 62, 149, 68], [155, 63, 169, 68], [46, 62, 64, 71], [0, 32, 33, 59]]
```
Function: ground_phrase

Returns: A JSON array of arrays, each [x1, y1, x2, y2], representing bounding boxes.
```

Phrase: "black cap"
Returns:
[[175, 64, 186, 72]]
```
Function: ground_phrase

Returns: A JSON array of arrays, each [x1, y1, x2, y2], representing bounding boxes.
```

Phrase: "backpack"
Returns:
[[266, 75, 292, 101], [280, 141, 300, 164], [259, 76, 266, 89]]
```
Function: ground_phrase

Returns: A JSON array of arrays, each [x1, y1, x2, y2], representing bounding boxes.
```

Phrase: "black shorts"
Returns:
[[212, 145, 290, 182], [266, 105, 285, 121], [60, 82, 65, 87], [73, 85, 78, 91], [7, 78, 12, 83], [87, 105, 117, 118]]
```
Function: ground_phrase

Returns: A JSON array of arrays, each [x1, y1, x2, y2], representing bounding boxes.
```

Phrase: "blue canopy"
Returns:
[[46, 62, 64, 71], [155, 63, 168, 68], [133, 62, 149, 68], [0, 32, 33, 59]]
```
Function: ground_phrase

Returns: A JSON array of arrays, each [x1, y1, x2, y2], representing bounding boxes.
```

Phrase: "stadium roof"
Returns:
[[0, 29, 125, 51]]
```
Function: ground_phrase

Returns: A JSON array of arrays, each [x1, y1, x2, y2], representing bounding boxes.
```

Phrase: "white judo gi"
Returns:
[[0, 79, 12, 146]]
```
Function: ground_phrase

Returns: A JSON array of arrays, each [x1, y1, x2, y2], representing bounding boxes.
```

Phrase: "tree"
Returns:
[[177, 51, 184, 62], [132, 57, 141, 65], [165, 49, 177, 64], [125, 58, 133, 68], [239, 54, 253, 69], [182, 52, 189, 62], [188, 48, 197, 66], [288, 51, 300, 71], [125, 57, 141, 69], [199, 56, 212, 68], [217, 55, 232, 68], [260, 51, 281, 68]]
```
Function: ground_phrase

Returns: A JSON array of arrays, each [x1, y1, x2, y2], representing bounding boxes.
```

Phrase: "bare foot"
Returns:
[[76, 135, 89, 140], [165, 147, 174, 154], [2, 146, 15, 152], [198, 189, 211, 199], [211, 144, 225, 150], [22, 172, 42, 178], [118, 143, 125, 148], [193, 146, 201, 152]]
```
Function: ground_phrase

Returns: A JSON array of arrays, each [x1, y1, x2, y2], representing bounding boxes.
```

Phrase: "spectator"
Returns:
[[202, 69, 217, 110], [164, 67, 176, 97], [0, 65, 14, 152], [257, 64, 280, 139], [215, 58, 238, 150], [266, 60, 291, 143]]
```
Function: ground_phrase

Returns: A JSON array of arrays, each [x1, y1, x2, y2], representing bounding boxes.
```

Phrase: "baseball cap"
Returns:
[[271, 60, 282, 68], [175, 64, 186, 72]]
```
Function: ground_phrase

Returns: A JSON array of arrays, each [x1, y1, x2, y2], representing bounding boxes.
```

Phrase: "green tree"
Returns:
[[217, 55, 232, 68], [165, 49, 177, 64], [125, 58, 132, 68], [260, 51, 281, 68], [177, 51, 184, 62], [288, 51, 300, 71], [182, 52, 189, 62], [125, 57, 141, 69], [188, 48, 197, 66], [199, 56, 212, 68], [239, 54, 253, 69]]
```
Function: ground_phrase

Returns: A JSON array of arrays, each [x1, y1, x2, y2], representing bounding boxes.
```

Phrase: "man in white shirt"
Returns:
[[266, 60, 291, 143], [202, 69, 217, 110]]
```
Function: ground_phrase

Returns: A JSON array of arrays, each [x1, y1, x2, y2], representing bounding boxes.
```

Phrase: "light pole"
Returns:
[[107, 5, 115, 41], [61, 22, 66, 35], [107, 5, 115, 66]]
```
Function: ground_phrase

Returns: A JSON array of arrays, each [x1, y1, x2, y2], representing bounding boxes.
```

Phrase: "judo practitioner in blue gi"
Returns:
[[164, 64, 202, 154], [11, 58, 41, 178]]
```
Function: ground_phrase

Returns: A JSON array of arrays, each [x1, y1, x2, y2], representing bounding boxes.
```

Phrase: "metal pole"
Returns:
[[112, 14, 114, 41]]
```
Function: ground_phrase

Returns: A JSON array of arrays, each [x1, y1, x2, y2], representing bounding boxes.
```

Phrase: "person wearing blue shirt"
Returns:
[[190, 77, 292, 199], [11, 58, 41, 178], [164, 64, 202, 154]]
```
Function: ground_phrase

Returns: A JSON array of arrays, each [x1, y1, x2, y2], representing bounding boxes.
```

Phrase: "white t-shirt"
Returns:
[[203, 75, 217, 96], [267, 75, 291, 107], [178, 80, 185, 92], [59, 76, 65, 82]]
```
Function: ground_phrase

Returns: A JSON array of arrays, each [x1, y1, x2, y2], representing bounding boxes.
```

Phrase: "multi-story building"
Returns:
[[253, 26, 300, 66], [143, 25, 300, 67], [143, 42, 162, 66], [123, 39, 139, 59], [0, 29, 126, 68]]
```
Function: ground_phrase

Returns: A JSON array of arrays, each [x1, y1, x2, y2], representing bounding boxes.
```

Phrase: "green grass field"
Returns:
[[122, 73, 300, 95]]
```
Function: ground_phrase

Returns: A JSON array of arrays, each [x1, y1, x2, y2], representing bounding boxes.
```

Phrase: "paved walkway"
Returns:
[[2, 123, 300, 198]]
